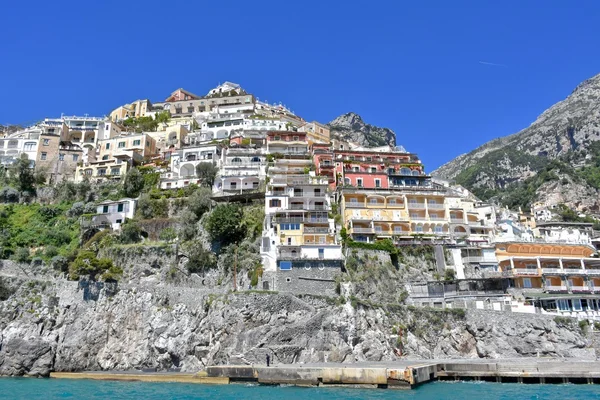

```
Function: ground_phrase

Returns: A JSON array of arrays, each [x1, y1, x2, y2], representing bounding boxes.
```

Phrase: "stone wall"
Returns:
[[272, 261, 342, 296]]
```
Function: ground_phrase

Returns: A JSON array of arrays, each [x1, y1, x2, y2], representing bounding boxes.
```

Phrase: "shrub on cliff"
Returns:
[[123, 168, 145, 198], [12, 247, 31, 263], [204, 204, 245, 247], [187, 187, 213, 219], [185, 244, 217, 274], [68, 250, 122, 281], [118, 222, 143, 244]]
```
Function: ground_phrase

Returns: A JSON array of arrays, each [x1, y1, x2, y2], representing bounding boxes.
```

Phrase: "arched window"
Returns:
[[412, 170, 420, 176], [251, 156, 260, 163], [231, 157, 242, 164], [400, 167, 411, 175]]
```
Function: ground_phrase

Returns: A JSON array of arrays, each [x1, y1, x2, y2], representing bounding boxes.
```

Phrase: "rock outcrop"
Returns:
[[328, 112, 396, 148], [0, 259, 595, 377], [433, 72, 600, 211]]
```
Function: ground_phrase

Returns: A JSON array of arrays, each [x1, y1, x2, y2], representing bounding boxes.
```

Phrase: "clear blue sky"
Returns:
[[1, 1, 599, 170]]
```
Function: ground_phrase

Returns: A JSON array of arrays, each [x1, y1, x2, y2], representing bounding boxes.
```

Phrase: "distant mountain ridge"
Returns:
[[432, 73, 600, 212], [327, 112, 396, 148]]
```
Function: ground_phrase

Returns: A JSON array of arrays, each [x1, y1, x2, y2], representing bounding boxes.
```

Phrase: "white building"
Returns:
[[215, 147, 266, 195], [160, 144, 221, 189], [93, 198, 136, 230]]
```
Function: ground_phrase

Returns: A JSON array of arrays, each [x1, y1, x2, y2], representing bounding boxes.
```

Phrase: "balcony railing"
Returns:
[[303, 227, 330, 234], [450, 218, 465, 223], [352, 228, 375, 234], [290, 192, 326, 198], [428, 217, 448, 222], [428, 203, 444, 209], [511, 269, 540, 276], [542, 268, 563, 275], [275, 217, 329, 224], [462, 256, 485, 263], [289, 204, 329, 211], [571, 285, 592, 292], [545, 285, 568, 292], [407, 202, 426, 209], [346, 202, 364, 208]]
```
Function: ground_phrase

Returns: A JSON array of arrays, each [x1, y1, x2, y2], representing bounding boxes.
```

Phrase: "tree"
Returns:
[[123, 167, 145, 197], [204, 204, 245, 246], [178, 209, 198, 241], [187, 187, 213, 219], [119, 222, 143, 244], [185, 243, 217, 274], [12, 154, 35, 193], [155, 111, 171, 124], [195, 163, 218, 188], [68, 250, 122, 281]]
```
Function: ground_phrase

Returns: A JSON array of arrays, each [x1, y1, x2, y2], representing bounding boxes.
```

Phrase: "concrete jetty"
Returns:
[[49, 359, 600, 389]]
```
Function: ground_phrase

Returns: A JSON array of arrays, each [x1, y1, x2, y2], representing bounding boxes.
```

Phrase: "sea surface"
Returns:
[[0, 378, 599, 400]]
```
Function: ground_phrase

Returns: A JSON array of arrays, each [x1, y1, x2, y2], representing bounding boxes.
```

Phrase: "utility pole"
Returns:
[[233, 242, 238, 292]]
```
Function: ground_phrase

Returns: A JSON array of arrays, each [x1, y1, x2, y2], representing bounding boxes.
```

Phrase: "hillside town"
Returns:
[[2, 81, 600, 324]]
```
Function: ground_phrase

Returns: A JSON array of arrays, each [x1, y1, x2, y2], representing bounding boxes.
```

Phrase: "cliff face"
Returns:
[[0, 258, 594, 377], [328, 112, 396, 147], [432, 73, 600, 211]]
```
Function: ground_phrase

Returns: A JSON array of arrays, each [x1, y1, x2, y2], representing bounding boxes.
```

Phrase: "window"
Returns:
[[111, 168, 120, 175], [43, 139, 50, 146], [117, 203, 124, 212], [116, 219, 122, 224], [522, 278, 532, 288], [146, 141, 150, 147], [557, 299, 570, 311], [389, 198, 396, 204], [434, 226, 443, 233], [102, 155, 109, 160], [274, 136, 281, 141], [103, 205, 109, 213], [72, 154, 79, 162], [24, 142, 36, 151], [41, 152, 47, 160], [269, 199, 281, 207], [133, 140, 141, 146], [58, 153, 64, 161], [370, 198, 378, 204], [375, 179, 381, 188], [357, 178, 363, 187], [415, 225, 423, 233], [98, 169, 106, 176], [410, 213, 419, 218], [293, 136, 299, 141], [118, 142, 125, 148], [84, 169, 92, 175], [318, 248, 325, 259], [370, 167, 377, 173], [430, 213, 437, 218], [105, 143, 110, 150]]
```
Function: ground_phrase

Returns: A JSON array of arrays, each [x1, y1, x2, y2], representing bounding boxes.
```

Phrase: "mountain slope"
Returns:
[[328, 112, 396, 147], [433, 73, 600, 212]]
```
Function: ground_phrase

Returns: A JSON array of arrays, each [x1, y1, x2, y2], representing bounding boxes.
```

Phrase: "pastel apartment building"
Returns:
[[261, 132, 342, 271], [81, 198, 137, 232], [495, 240, 600, 319], [160, 143, 221, 189], [298, 121, 330, 144], [215, 146, 266, 195], [75, 133, 157, 182]]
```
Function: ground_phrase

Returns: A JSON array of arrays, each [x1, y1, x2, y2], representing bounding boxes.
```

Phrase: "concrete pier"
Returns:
[[49, 359, 600, 389]]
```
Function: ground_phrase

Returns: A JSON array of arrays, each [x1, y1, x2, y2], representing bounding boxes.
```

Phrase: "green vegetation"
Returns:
[[204, 204, 246, 247], [123, 167, 145, 198], [195, 163, 219, 188], [68, 250, 122, 282]]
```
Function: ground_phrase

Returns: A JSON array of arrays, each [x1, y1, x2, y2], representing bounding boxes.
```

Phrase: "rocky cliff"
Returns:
[[0, 257, 595, 377], [433, 73, 600, 211], [328, 112, 396, 148]]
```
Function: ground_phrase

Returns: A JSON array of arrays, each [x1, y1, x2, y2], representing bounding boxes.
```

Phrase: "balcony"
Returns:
[[462, 256, 485, 263], [511, 268, 540, 276], [407, 202, 426, 209], [545, 285, 568, 292], [303, 227, 330, 234], [352, 228, 375, 234], [542, 268, 563, 275], [289, 204, 329, 211], [345, 202, 364, 208], [428, 203, 444, 209], [428, 217, 448, 222], [290, 192, 326, 198], [275, 217, 329, 224], [450, 218, 465, 223], [570, 285, 592, 293], [279, 252, 301, 260]]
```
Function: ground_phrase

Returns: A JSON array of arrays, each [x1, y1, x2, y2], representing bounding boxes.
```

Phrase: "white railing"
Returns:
[[545, 285, 568, 292], [407, 202, 426, 209], [429, 217, 447, 222], [428, 203, 444, 209], [512, 269, 540, 276], [450, 218, 464, 223], [346, 203, 364, 208], [571, 285, 592, 292], [352, 228, 374, 234], [542, 268, 563, 275], [462, 256, 485, 263]]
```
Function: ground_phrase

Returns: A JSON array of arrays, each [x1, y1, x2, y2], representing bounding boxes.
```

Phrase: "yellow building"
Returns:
[[75, 133, 157, 182], [496, 241, 600, 292], [298, 121, 330, 144], [110, 100, 151, 121], [340, 189, 494, 243]]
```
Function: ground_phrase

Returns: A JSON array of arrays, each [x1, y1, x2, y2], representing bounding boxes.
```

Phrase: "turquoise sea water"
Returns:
[[1, 379, 599, 400]]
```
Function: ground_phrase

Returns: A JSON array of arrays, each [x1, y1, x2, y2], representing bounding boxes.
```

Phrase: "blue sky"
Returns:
[[1, 1, 599, 170]]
